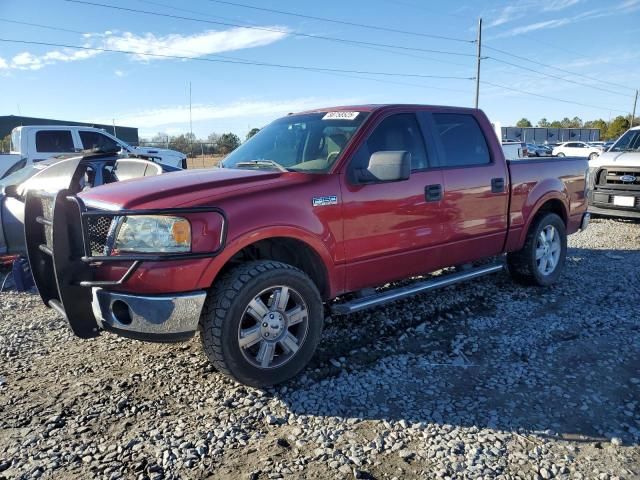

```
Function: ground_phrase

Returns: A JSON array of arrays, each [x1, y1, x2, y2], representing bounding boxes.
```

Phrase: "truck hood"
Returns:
[[130, 146, 185, 159], [590, 151, 640, 168], [78, 167, 285, 210]]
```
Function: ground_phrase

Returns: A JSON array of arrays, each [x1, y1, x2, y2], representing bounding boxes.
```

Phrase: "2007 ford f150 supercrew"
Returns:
[[24, 105, 590, 387]]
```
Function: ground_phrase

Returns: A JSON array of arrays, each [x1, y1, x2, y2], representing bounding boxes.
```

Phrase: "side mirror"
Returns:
[[2, 185, 19, 198], [366, 151, 411, 182]]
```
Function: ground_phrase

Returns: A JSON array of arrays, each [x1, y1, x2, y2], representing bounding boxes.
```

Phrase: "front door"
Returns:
[[341, 112, 445, 291]]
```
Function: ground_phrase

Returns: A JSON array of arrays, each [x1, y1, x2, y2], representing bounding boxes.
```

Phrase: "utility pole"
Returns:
[[189, 81, 193, 158], [475, 17, 482, 109], [631, 89, 638, 127]]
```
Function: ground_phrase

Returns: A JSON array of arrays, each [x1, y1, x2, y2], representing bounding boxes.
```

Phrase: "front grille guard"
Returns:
[[24, 189, 227, 338]]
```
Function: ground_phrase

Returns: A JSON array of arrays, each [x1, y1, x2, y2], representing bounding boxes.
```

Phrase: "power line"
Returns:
[[204, 0, 474, 43], [382, 0, 470, 20], [0, 15, 474, 82], [0, 15, 473, 74], [486, 56, 633, 98], [0, 37, 476, 81], [484, 44, 636, 92], [132, 0, 473, 69], [0, 18, 85, 34], [62, 0, 476, 57], [0, 18, 473, 93], [481, 80, 629, 114]]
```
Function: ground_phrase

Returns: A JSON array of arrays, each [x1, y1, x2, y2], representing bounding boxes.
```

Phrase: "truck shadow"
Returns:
[[275, 245, 640, 446]]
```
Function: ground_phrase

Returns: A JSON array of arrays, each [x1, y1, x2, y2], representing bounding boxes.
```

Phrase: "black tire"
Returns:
[[556, 152, 565, 157], [200, 260, 323, 387], [589, 152, 598, 161], [507, 212, 567, 286]]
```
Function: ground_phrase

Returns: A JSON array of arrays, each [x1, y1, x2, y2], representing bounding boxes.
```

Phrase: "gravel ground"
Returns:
[[1, 217, 639, 480]]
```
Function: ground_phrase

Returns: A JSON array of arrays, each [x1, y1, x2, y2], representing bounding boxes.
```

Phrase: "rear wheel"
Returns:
[[507, 212, 567, 286], [200, 261, 323, 387], [589, 152, 598, 161]]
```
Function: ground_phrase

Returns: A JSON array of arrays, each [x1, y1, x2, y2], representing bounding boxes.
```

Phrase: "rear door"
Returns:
[[566, 142, 581, 156], [341, 112, 446, 291], [28, 129, 80, 162], [421, 111, 509, 266], [78, 130, 123, 153]]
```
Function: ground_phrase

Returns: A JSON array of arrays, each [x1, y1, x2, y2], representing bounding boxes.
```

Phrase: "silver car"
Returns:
[[1, 154, 173, 255]]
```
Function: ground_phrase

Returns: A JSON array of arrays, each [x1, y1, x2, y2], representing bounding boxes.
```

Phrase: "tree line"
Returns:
[[515, 116, 638, 140], [140, 128, 260, 156]]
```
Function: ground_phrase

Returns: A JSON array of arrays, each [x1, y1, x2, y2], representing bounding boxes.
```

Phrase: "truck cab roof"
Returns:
[[296, 104, 480, 115]]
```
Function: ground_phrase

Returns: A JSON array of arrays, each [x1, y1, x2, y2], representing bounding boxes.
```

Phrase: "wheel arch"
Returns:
[[199, 227, 337, 300], [517, 193, 569, 249]]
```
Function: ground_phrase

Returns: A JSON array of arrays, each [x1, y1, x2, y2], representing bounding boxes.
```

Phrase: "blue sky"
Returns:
[[1, 0, 639, 140]]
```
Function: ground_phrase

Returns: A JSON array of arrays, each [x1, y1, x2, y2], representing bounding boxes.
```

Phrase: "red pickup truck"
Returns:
[[25, 105, 589, 386]]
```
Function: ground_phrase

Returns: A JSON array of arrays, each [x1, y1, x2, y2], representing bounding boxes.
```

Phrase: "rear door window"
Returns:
[[432, 113, 490, 167], [35, 130, 75, 153], [79, 131, 120, 152]]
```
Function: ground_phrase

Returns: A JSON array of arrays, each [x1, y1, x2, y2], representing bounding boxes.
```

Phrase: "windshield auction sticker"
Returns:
[[322, 111, 360, 120]]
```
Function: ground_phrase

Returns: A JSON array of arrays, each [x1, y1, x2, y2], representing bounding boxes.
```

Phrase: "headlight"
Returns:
[[113, 215, 191, 253], [585, 166, 598, 195]]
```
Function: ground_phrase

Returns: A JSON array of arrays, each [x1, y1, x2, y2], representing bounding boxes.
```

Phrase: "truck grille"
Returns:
[[597, 167, 640, 190], [86, 215, 114, 256]]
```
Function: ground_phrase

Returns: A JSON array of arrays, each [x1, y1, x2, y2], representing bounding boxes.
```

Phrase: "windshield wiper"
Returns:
[[232, 160, 289, 172]]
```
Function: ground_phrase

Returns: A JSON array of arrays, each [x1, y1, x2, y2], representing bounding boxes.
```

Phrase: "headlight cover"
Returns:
[[113, 215, 191, 253]]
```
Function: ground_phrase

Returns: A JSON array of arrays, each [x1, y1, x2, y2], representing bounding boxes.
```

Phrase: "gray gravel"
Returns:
[[1, 216, 639, 479]]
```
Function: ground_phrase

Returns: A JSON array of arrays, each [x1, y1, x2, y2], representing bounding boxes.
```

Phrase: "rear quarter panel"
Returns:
[[505, 157, 588, 252]]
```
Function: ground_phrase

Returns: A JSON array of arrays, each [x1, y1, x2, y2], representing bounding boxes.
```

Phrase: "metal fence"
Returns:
[[136, 141, 224, 156]]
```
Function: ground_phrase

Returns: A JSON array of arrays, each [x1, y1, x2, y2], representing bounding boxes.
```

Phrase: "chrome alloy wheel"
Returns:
[[238, 286, 309, 369], [535, 225, 561, 275]]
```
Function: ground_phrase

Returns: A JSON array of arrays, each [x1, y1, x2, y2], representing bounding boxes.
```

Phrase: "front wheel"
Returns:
[[200, 261, 324, 387], [556, 152, 565, 157], [507, 212, 567, 286], [589, 152, 599, 161]]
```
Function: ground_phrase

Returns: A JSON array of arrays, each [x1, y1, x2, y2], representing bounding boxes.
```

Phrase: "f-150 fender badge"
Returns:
[[312, 195, 338, 207]]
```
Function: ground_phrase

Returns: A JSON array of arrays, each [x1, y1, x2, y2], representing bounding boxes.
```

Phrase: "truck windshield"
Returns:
[[610, 129, 640, 152], [222, 112, 369, 173]]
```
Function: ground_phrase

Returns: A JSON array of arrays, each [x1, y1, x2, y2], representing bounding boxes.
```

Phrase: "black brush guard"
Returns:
[[24, 189, 227, 339]]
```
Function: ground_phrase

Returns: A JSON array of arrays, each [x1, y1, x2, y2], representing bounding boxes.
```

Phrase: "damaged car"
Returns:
[[0, 151, 179, 255]]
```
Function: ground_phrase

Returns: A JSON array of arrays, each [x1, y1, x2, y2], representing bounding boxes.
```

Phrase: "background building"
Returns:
[[0, 115, 138, 145], [501, 126, 600, 144]]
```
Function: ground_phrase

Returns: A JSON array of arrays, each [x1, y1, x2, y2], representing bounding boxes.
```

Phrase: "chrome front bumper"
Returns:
[[91, 289, 207, 342]]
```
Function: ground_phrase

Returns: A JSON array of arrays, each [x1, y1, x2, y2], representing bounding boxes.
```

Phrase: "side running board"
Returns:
[[331, 264, 504, 315]]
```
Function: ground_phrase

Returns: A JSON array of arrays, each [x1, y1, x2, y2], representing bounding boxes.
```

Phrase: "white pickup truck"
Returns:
[[587, 126, 640, 219], [0, 126, 187, 179]]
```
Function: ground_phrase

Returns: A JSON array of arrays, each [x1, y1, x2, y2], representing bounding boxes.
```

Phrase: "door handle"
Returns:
[[491, 177, 505, 193], [425, 184, 442, 202]]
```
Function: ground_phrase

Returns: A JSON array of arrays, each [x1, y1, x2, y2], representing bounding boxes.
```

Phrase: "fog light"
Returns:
[[111, 300, 132, 325]]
